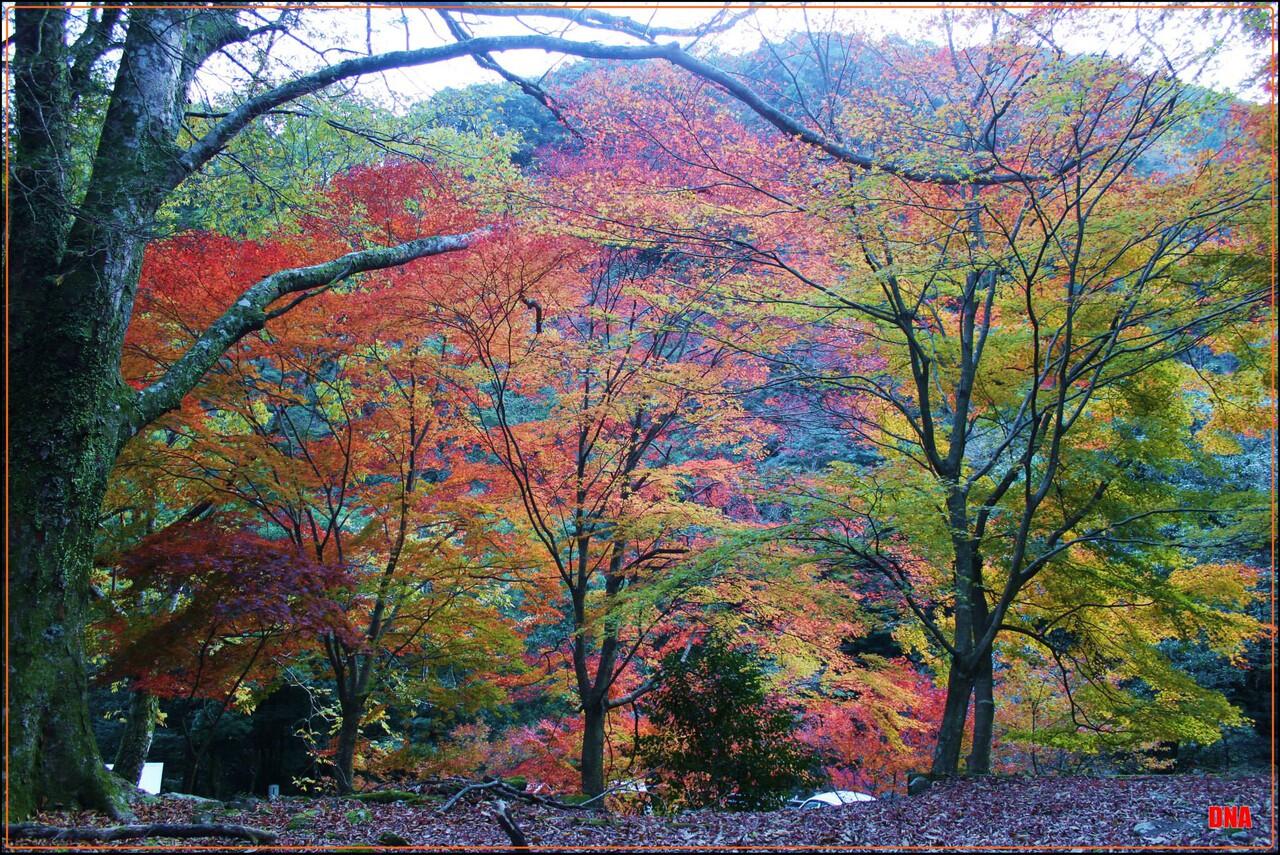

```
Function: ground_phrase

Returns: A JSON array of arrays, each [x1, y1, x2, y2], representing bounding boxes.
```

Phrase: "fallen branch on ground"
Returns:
[[437, 779, 503, 812], [491, 800, 529, 849], [7, 822, 277, 843], [434, 777, 617, 813]]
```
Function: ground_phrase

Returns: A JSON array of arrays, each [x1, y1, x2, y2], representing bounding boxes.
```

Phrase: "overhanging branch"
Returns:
[[128, 228, 488, 433], [176, 21, 1047, 190]]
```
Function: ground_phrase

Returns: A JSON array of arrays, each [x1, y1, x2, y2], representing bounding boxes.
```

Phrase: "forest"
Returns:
[[4, 3, 1276, 851]]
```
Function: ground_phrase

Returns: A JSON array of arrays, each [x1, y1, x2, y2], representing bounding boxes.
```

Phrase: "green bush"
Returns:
[[639, 633, 819, 811]]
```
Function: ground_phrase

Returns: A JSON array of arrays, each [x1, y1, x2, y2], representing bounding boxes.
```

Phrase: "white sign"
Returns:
[[105, 762, 164, 795]]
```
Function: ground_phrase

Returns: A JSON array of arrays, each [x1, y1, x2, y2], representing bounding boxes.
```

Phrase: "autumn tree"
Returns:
[[397, 231, 771, 796], [116, 168, 528, 793], [536, 9, 1273, 777], [98, 520, 353, 792]]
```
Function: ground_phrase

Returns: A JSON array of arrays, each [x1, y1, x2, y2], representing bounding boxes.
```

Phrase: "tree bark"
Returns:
[[8, 317, 138, 819], [929, 664, 974, 777], [967, 647, 995, 775], [112, 690, 160, 787], [966, 554, 996, 775], [931, 493, 979, 778], [7, 6, 204, 819], [333, 703, 363, 795], [491, 800, 529, 849], [581, 701, 608, 798], [180, 708, 203, 795]]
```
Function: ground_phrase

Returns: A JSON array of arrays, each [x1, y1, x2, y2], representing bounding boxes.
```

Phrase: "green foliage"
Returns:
[[639, 633, 819, 811], [287, 809, 318, 830], [162, 90, 526, 239]]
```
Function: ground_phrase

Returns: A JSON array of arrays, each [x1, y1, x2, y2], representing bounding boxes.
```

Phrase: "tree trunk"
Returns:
[[8, 334, 136, 819], [333, 707, 363, 795], [963, 548, 995, 775], [929, 664, 973, 777], [6, 6, 196, 819], [581, 702, 608, 797], [182, 731, 201, 795], [6, 4, 482, 818], [966, 647, 995, 775], [113, 690, 160, 787], [932, 495, 979, 778]]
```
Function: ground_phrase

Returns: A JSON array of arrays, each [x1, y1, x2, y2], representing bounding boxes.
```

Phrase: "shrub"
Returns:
[[639, 633, 819, 811]]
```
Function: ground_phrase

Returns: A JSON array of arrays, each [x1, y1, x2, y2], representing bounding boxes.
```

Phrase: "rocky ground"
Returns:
[[8, 773, 1272, 851]]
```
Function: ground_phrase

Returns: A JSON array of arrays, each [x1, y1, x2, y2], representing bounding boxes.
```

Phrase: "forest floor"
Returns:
[[9, 773, 1273, 851]]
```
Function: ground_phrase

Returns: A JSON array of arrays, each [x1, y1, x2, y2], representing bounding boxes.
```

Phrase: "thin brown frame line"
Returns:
[[1, 2, 1274, 849]]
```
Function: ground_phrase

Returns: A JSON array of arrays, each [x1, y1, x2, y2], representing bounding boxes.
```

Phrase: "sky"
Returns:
[[184, 3, 1271, 111]]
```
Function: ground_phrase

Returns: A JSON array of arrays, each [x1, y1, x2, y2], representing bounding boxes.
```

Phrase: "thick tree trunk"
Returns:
[[581, 702, 608, 798], [8, 283, 138, 819], [113, 690, 160, 787], [7, 6, 193, 819], [6, 5, 482, 818]]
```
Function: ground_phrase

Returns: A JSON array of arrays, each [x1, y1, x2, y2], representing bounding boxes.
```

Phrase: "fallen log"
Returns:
[[7, 822, 277, 844]]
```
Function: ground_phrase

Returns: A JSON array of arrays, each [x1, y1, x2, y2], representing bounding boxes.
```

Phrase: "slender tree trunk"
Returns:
[[333, 703, 363, 795], [930, 664, 974, 777], [182, 731, 200, 795], [966, 552, 995, 775], [581, 700, 608, 798], [180, 702, 208, 795], [179, 700, 221, 795], [967, 647, 995, 775], [113, 690, 160, 787]]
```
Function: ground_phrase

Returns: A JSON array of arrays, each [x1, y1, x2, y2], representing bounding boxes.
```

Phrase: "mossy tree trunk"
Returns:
[[9, 7, 196, 818]]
